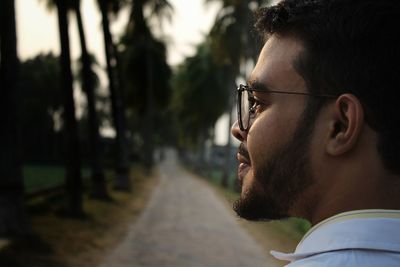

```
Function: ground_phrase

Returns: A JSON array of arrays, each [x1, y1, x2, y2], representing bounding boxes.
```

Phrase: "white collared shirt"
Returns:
[[271, 210, 400, 266]]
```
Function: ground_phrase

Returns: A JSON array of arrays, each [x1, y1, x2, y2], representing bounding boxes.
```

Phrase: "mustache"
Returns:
[[238, 143, 250, 160]]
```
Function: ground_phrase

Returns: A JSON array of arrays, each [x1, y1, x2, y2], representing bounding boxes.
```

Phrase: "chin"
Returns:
[[233, 171, 290, 221], [233, 194, 288, 221]]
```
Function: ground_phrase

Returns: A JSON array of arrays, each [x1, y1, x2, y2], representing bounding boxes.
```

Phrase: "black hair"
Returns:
[[255, 0, 400, 174]]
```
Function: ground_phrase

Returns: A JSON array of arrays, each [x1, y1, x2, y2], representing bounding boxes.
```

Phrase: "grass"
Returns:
[[0, 164, 159, 267], [23, 165, 90, 193]]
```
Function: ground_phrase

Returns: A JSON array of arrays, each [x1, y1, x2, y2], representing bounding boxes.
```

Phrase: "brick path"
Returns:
[[98, 150, 277, 267]]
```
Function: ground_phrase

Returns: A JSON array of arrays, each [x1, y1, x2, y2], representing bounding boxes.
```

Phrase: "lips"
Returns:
[[238, 143, 250, 160], [237, 143, 251, 183]]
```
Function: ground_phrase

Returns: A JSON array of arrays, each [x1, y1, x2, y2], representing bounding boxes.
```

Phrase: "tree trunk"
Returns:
[[56, 0, 84, 216], [143, 43, 155, 173], [0, 0, 31, 237], [74, 0, 110, 200], [98, 0, 131, 191]]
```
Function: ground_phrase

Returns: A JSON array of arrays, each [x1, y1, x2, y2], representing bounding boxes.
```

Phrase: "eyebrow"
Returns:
[[247, 79, 272, 92], [246, 79, 338, 98]]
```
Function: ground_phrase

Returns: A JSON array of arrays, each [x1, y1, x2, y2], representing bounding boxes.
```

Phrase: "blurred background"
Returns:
[[1, 0, 308, 266]]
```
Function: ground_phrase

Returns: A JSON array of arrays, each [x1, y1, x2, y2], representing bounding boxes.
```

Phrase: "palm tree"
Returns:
[[171, 41, 229, 157], [0, 0, 31, 236], [207, 0, 270, 187], [54, 0, 84, 216], [72, 0, 110, 200], [98, 0, 131, 191], [121, 0, 173, 171]]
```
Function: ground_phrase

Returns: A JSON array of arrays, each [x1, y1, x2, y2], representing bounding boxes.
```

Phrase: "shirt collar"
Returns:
[[271, 209, 400, 262]]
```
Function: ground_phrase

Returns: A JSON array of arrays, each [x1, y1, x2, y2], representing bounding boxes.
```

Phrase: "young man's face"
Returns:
[[231, 36, 320, 220]]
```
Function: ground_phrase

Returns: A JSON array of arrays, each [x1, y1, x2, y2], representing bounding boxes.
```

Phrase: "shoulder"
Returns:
[[286, 249, 400, 267]]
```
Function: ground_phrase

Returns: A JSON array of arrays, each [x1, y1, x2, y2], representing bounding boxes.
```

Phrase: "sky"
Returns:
[[16, 0, 221, 65], [15, 0, 235, 145]]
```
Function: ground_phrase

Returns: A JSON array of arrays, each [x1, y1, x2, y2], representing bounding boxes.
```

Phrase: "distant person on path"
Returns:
[[231, 0, 400, 266]]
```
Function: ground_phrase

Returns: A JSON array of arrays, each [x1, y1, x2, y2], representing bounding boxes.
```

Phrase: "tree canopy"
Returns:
[[171, 42, 229, 147]]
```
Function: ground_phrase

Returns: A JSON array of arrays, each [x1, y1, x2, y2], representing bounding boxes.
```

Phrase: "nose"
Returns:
[[231, 120, 248, 142]]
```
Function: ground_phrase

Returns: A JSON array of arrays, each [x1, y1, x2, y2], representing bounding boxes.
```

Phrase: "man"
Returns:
[[231, 0, 400, 265]]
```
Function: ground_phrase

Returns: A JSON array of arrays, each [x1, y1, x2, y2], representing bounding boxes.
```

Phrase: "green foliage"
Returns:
[[120, 0, 172, 116], [170, 42, 230, 147], [120, 34, 173, 151], [75, 53, 101, 91], [18, 53, 63, 111], [121, 36, 171, 115], [75, 53, 113, 136], [147, 0, 173, 23], [294, 218, 311, 235], [100, 0, 130, 16], [118, 0, 174, 150], [17, 53, 64, 163], [39, 0, 77, 12], [208, 0, 271, 75]]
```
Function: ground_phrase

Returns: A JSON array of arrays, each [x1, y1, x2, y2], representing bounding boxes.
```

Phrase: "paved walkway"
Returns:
[[98, 150, 276, 267]]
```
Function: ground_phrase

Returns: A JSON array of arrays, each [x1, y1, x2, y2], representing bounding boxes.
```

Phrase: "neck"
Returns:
[[307, 138, 400, 225]]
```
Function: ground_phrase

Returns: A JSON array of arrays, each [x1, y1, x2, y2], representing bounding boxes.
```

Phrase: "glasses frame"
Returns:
[[236, 84, 337, 131]]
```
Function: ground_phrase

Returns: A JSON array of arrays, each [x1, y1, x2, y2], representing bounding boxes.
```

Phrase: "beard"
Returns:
[[233, 99, 322, 221]]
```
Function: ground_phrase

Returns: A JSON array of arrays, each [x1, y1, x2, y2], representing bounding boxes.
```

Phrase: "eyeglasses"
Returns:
[[236, 84, 337, 131]]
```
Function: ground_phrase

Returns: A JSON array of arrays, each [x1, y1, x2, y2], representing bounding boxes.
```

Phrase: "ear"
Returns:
[[326, 94, 364, 156]]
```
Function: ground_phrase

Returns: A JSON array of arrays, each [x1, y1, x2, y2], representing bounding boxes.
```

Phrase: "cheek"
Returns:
[[241, 168, 267, 198], [247, 111, 294, 166]]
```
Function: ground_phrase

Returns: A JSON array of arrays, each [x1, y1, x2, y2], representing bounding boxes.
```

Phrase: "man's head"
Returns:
[[232, 0, 400, 224]]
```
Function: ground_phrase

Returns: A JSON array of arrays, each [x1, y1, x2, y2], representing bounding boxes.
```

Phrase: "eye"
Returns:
[[249, 96, 267, 115]]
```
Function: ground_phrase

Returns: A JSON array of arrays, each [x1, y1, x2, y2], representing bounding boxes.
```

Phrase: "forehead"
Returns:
[[250, 35, 306, 92]]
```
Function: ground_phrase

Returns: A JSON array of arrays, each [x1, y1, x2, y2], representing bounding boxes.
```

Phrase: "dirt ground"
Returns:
[[0, 157, 304, 267], [0, 165, 159, 267], [98, 151, 275, 267]]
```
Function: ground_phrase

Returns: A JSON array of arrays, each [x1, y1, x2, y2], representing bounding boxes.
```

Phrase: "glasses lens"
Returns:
[[240, 89, 250, 130]]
